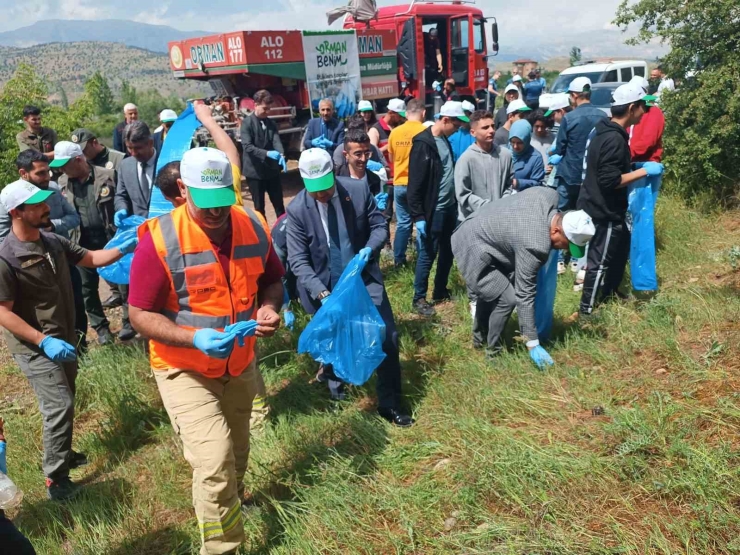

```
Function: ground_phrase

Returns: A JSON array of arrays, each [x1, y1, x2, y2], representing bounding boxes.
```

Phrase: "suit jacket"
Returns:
[[114, 151, 159, 217], [451, 187, 558, 343], [240, 113, 284, 181], [112, 121, 128, 155], [303, 118, 345, 152], [286, 179, 387, 315]]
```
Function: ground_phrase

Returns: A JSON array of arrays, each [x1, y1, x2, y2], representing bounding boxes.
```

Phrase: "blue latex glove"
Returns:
[[278, 156, 287, 173], [547, 145, 557, 155], [415, 220, 427, 240], [367, 160, 383, 172], [374, 192, 388, 211], [643, 161, 665, 177], [311, 137, 325, 148], [39, 336, 77, 363], [358, 247, 372, 263], [529, 345, 554, 370], [266, 150, 281, 161], [114, 209, 128, 227], [192, 329, 236, 359], [434, 83, 442, 92], [284, 310, 295, 331], [118, 236, 137, 255], [548, 154, 563, 166], [224, 320, 258, 347], [320, 137, 333, 150]]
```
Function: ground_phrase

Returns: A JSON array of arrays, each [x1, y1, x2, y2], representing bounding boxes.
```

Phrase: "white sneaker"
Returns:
[[469, 301, 477, 319], [557, 261, 566, 275], [569, 260, 579, 273], [573, 283, 584, 292], [576, 269, 586, 284]]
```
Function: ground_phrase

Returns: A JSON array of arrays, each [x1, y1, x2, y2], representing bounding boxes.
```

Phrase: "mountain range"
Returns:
[[0, 19, 666, 62], [0, 19, 212, 53]]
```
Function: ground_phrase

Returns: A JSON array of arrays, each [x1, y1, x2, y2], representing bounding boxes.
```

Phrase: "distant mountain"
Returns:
[[0, 19, 213, 53], [0, 42, 210, 101]]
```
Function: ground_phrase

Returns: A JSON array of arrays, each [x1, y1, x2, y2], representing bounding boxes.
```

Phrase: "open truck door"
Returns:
[[450, 15, 471, 89], [397, 17, 418, 81]]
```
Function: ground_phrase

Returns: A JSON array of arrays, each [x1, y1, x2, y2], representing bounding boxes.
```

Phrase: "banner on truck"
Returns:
[[302, 30, 362, 119]]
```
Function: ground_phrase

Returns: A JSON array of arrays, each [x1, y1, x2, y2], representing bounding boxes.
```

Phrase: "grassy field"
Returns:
[[2, 194, 740, 554]]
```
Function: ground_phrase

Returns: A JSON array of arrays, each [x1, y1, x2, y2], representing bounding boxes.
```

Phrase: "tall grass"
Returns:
[[1, 194, 739, 554]]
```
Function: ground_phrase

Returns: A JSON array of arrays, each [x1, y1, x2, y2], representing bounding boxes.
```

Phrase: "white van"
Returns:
[[550, 60, 648, 93]]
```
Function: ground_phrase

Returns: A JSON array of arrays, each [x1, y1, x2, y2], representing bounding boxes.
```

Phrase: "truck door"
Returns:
[[450, 15, 470, 88]]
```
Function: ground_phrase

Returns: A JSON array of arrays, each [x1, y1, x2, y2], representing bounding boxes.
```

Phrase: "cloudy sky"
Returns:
[[4, 0, 629, 35]]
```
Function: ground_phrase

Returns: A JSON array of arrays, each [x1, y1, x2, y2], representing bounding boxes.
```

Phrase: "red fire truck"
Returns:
[[166, 0, 498, 154]]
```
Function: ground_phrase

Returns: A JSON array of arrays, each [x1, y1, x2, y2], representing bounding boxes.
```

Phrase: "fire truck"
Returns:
[[166, 0, 499, 155]]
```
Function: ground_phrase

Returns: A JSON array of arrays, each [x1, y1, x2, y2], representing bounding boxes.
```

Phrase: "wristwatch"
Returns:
[[317, 290, 331, 301]]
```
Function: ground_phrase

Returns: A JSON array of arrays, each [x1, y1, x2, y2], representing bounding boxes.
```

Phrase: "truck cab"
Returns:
[[345, 0, 497, 109]]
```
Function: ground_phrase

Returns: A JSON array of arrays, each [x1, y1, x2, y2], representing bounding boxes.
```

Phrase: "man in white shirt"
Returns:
[[651, 65, 675, 100]]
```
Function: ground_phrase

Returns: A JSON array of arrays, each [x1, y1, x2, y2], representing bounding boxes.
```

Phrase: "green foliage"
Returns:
[[85, 71, 114, 116], [615, 0, 740, 207], [119, 80, 138, 106], [569, 46, 582, 66]]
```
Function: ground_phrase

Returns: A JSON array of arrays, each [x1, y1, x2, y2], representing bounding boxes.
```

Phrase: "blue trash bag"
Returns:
[[534, 248, 559, 342], [628, 163, 662, 291], [298, 255, 386, 386], [97, 215, 146, 285]]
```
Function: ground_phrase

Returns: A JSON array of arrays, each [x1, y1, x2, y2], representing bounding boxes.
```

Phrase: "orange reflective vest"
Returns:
[[138, 204, 271, 377]]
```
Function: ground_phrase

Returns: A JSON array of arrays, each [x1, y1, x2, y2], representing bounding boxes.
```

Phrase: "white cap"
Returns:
[[387, 98, 406, 116], [461, 100, 476, 113], [506, 98, 532, 115], [299, 148, 335, 193], [562, 210, 596, 257], [180, 147, 235, 209], [512, 75, 523, 83], [504, 84, 520, 95], [437, 101, 470, 122], [568, 77, 592, 93], [49, 141, 83, 168], [358, 100, 373, 112], [630, 75, 650, 91], [544, 94, 570, 116], [0, 179, 53, 212], [611, 82, 653, 106], [159, 109, 178, 122]]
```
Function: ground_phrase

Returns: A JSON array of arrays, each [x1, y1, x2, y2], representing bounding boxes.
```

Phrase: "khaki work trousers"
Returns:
[[154, 360, 259, 555]]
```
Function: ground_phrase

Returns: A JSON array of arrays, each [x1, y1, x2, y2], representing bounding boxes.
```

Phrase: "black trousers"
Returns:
[[77, 266, 110, 332], [580, 220, 631, 314], [68, 263, 88, 351], [383, 184, 394, 246], [249, 177, 285, 218], [324, 290, 403, 410], [0, 511, 36, 555]]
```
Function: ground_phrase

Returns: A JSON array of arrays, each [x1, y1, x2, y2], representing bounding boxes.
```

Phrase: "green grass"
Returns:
[[2, 194, 740, 554]]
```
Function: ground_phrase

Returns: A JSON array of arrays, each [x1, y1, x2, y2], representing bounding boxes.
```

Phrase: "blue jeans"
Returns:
[[556, 179, 581, 262], [393, 186, 413, 265], [413, 206, 457, 302]]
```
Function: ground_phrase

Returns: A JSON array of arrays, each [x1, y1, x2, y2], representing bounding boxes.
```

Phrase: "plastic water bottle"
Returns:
[[0, 470, 23, 509]]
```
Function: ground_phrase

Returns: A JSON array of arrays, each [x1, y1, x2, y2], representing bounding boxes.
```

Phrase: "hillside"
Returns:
[[0, 19, 211, 53], [0, 42, 210, 102]]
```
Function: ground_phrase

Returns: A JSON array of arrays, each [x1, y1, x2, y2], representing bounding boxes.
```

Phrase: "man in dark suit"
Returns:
[[240, 89, 287, 218], [286, 148, 413, 427], [451, 188, 595, 367], [303, 99, 345, 153], [112, 120, 158, 341], [112, 103, 138, 156]]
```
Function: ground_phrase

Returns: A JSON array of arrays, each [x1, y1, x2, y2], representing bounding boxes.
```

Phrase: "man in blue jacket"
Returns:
[[550, 77, 608, 270], [303, 99, 346, 153], [286, 148, 413, 427]]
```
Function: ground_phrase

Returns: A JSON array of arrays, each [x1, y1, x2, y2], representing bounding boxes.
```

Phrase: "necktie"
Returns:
[[140, 161, 150, 197], [327, 200, 344, 289]]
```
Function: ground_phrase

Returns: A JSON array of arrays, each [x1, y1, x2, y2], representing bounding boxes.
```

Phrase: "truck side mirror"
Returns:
[[491, 19, 499, 55]]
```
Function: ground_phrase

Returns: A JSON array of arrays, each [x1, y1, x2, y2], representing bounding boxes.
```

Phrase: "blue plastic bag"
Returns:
[[628, 163, 662, 291], [149, 104, 203, 218], [534, 249, 559, 342], [298, 255, 386, 386], [97, 215, 146, 285]]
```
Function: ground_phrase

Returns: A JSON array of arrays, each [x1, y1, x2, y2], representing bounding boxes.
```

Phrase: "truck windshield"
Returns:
[[551, 72, 604, 93], [473, 19, 485, 53]]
